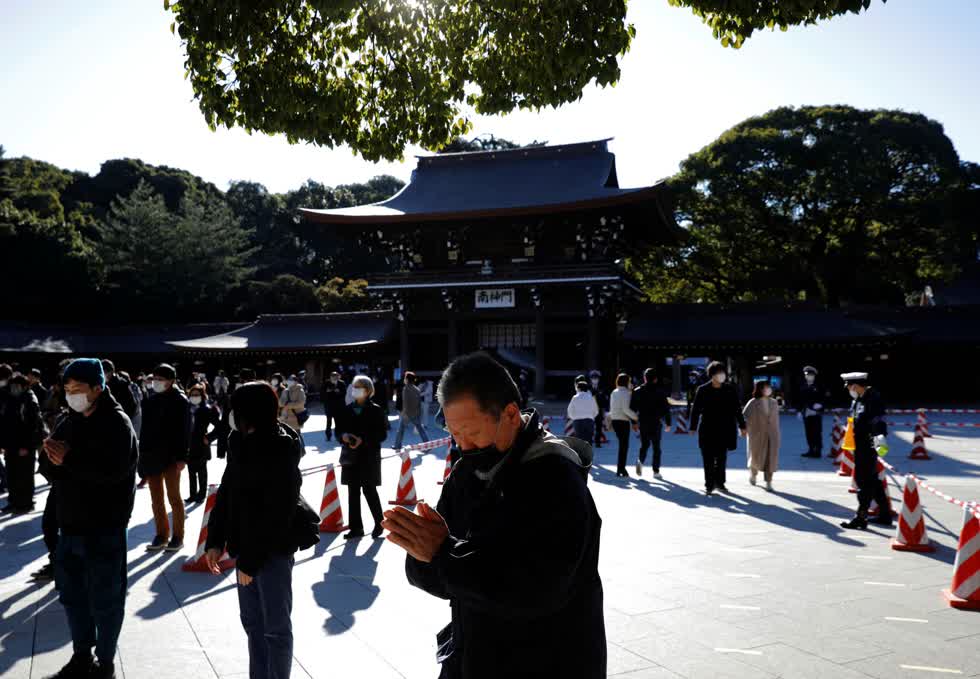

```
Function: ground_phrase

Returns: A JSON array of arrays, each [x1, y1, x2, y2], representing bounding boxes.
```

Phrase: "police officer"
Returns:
[[839, 372, 892, 530], [797, 366, 825, 458]]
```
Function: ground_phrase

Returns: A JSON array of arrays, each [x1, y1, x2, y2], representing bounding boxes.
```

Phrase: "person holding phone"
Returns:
[[336, 375, 388, 540]]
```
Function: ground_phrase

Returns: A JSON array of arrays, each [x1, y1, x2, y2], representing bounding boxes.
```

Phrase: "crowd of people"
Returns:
[[0, 351, 894, 679]]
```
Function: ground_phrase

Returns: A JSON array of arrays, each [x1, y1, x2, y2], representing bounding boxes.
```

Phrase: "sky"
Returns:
[[2, 0, 979, 194]]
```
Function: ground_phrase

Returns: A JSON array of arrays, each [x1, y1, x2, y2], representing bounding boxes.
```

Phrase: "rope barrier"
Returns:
[[888, 421, 980, 428], [878, 458, 980, 521]]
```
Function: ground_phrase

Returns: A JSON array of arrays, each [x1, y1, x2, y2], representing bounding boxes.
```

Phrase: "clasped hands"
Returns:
[[341, 433, 363, 449], [382, 502, 449, 563]]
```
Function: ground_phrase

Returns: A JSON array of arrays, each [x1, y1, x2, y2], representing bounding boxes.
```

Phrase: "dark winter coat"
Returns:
[[139, 387, 190, 477], [206, 423, 302, 576], [689, 381, 746, 451], [796, 382, 826, 417], [850, 387, 887, 455], [406, 410, 605, 679], [629, 382, 673, 427], [336, 400, 388, 487], [106, 373, 138, 420], [2, 389, 45, 451], [322, 379, 347, 414], [48, 390, 138, 536], [187, 402, 220, 464]]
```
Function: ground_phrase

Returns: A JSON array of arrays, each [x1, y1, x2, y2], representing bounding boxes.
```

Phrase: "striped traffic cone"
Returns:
[[389, 450, 421, 506], [182, 484, 236, 573], [437, 443, 453, 485], [318, 464, 346, 533], [674, 412, 689, 434], [830, 416, 843, 465], [891, 475, 934, 552], [943, 506, 980, 610], [917, 409, 933, 438], [909, 424, 931, 460], [868, 458, 895, 519], [838, 448, 855, 477]]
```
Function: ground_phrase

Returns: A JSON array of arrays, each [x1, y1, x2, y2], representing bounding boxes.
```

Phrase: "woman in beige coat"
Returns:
[[278, 374, 307, 430], [743, 380, 780, 490]]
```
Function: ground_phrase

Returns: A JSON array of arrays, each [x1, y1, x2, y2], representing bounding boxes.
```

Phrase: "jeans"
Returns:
[[5, 448, 36, 509], [348, 484, 384, 534], [187, 461, 208, 499], [638, 421, 664, 471], [238, 554, 294, 679], [55, 530, 128, 666], [612, 420, 631, 474], [571, 418, 595, 443], [804, 415, 823, 455], [147, 464, 185, 541], [393, 415, 428, 449], [700, 446, 729, 491]]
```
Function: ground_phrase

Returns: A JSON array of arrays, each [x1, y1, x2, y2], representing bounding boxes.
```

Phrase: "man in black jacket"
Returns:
[[629, 368, 673, 480], [322, 371, 347, 441], [139, 363, 190, 552], [383, 353, 605, 679], [840, 372, 892, 530], [43, 358, 137, 679], [797, 365, 826, 458], [101, 360, 138, 423], [1, 373, 45, 513]]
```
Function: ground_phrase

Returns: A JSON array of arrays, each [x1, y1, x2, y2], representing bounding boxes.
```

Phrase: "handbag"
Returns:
[[338, 444, 357, 466], [291, 494, 321, 551], [296, 408, 310, 426]]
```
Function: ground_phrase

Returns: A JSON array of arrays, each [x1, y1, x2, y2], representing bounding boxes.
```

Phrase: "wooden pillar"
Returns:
[[534, 307, 546, 398], [587, 314, 600, 373], [399, 318, 410, 373], [448, 317, 458, 362]]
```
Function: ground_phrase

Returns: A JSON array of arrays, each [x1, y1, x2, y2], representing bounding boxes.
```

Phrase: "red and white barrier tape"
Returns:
[[888, 408, 980, 415], [878, 458, 980, 521], [888, 422, 980, 428]]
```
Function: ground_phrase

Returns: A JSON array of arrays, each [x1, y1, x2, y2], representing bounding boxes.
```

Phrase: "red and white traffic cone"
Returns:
[[917, 409, 932, 438], [674, 412, 689, 435], [891, 475, 935, 552], [389, 450, 421, 506], [830, 416, 843, 465], [564, 417, 574, 436], [541, 416, 551, 432], [318, 464, 346, 533], [182, 484, 236, 573], [849, 462, 859, 493], [943, 506, 980, 610], [868, 458, 895, 519], [909, 424, 931, 460], [437, 443, 453, 485], [838, 448, 855, 478]]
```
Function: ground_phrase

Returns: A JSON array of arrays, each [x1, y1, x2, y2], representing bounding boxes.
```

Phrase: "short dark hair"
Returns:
[[753, 380, 771, 399], [240, 368, 256, 381], [706, 361, 726, 378], [0, 364, 12, 380], [10, 372, 29, 386], [101, 359, 116, 373], [616, 373, 630, 388], [575, 380, 590, 392], [644, 368, 657, 382], [153, 363, 177, 380], [189, 382, 208, 397], [231, 381, 279, 433], [437, 353, 521, 417], [404, 371, 416, 385]]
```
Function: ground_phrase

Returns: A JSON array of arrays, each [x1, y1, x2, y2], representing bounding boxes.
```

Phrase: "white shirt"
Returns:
[[609, 387, 638, 422], [567, 391, 599, 421]]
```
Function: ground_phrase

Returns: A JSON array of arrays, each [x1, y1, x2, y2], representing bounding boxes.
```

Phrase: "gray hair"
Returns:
[[352, 374, 375, 397]]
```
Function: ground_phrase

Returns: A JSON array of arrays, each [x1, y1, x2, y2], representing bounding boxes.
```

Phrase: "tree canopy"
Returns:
[[169, 0, 885, 160], [633, 106, 975, 307]]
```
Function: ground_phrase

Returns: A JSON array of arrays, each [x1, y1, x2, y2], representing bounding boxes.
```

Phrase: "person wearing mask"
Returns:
[[42, 358, 138, 679], [393, 371, 429, 451], [205, 382, 302, 679], [213, 370, 230, 397], [689, 361, 747, 496], [139, 364, 190, 552], [0, 363, 12, 494], [186, 384, 220, 504], [797, 366, 825, 458], [1, 373, 45, 514], [566, 380, 599, 443], [270, 373, 286, 400], [336, 375, 388, 540], [743, 380, 781, 491], [322, 371, 347, 440], [588, 370, 609, 449], [608, 373, 639, 478], [278, 374, 307, 431], [28, 368, 48, 404], [839, 372, 892, 530], [384, 352, 604, 679], [629, 368, 673, 480], [100, 360, 138, 424]]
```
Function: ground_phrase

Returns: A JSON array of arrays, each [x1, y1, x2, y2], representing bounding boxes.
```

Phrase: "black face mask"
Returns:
[[460, 417, 505, 458]]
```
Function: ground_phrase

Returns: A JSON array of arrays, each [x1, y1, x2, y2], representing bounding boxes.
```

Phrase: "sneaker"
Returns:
[[146, 535, 168, 552], [840, 517, 868, 530], [653, 472, 663, 480], [31, 563, 55, 582], [765, 482, 774, 492], [749, 473, 757, 486], [90, 658, 116, 679], [635, 461, 643, 477], [43, 652, 94, 678], [165, 537, 184, 553]]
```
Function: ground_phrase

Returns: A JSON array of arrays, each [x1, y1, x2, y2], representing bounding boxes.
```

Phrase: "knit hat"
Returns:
[[153, 363, 177, 381], [63, 358, 106, 389]]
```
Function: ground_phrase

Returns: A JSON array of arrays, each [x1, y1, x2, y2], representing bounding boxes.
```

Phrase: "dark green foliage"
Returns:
[[633, 106, 974, 307]]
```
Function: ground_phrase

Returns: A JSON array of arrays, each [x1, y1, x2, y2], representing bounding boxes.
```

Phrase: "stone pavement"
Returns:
[[1, 410, 979, 679]]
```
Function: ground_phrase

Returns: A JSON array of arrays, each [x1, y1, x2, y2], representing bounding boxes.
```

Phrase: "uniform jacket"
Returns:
[[206, 423, 302, 576], [689, 382, 746, 451], [629, 383, 673, 427], [796, 382, 826, 417], [139, 387, 190, 476], [850, 387, 887, 454], [336, 400, 388, 487], [406, 411, 605, 679], [48, 390, 138, 535]]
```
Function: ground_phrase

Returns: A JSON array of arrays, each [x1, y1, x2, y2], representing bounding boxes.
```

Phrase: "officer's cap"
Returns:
[[840, 372, 869, 386]]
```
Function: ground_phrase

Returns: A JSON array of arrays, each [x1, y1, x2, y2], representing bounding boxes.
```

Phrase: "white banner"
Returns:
[[475, 288, 516, 309]]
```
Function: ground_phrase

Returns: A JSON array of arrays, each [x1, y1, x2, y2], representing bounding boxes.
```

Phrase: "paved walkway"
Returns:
[[1, 411, 978, 678]]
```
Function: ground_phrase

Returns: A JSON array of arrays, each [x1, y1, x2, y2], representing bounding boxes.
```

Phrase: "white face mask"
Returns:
[[590, 378, 599, 387], [152, 380, 167, 393], [848, 388, 859, 399], [189, 396, 202, 406], [0, 380, 7, 388], [805, 375, 815, 384], [286, 379, 296, 387], [713, 373, 727, 384], [763, 387, 773, 397], [352, 388, 367, 401], [271, 379, 280, 387], [66, 392, 91, 413]]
